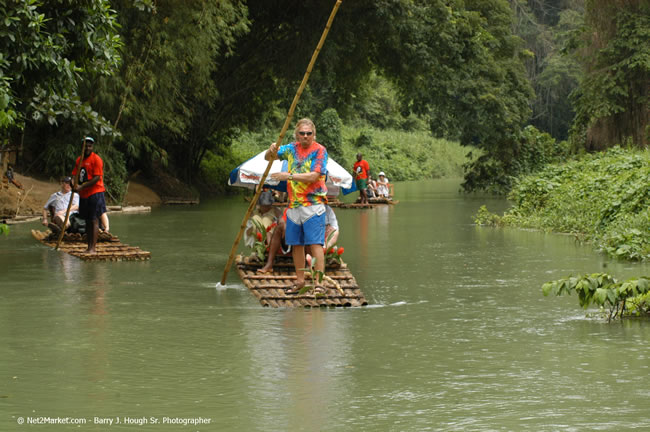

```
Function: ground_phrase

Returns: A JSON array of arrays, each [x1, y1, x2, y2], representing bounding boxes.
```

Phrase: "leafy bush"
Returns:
[[599, 208, 650, 261], [317, 108, 344, 160], [477, 147, 650, 261], [542, 273, 650, 321], [474, 205, 502, 226], [462, 125, 569, 194], [200, 148, 240, 195]]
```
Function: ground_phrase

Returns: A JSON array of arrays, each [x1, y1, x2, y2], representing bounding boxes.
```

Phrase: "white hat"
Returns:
[[378, 171, 385, 176]]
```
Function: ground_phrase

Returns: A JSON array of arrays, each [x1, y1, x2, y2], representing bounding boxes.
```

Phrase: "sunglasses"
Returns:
[[298, 131, 313, 136]]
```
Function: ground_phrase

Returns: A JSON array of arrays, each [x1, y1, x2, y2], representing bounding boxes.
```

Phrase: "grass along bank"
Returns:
[[475, 146, 650, 262]]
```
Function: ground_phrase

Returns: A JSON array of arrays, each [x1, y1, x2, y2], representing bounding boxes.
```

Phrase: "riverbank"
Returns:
[[475, 147, 650, 261], [0, 172, 162, 219]]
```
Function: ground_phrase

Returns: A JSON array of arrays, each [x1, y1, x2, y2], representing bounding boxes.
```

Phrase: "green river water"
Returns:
[[1, 179, 649, 431]]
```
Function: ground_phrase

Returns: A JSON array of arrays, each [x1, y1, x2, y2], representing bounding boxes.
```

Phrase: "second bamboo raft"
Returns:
[[32, 229, 151, 261]]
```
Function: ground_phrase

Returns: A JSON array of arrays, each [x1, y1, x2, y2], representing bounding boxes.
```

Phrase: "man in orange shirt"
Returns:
[[72, 136, 106, 254], [353, 153, 370, 204]]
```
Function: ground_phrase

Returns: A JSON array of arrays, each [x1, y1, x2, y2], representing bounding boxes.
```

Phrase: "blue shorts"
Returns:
[[285, 212, 326, 246], [79, 192, 107, 221]]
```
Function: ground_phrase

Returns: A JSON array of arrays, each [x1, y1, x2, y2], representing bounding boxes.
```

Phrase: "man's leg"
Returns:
[[100, 212, 109, 232], [303, 210, 326, 292], [86, 218, 99, 253], [309, 243, 325, 274], [53, 210, 72, 229], [292, 245, 306, 287]]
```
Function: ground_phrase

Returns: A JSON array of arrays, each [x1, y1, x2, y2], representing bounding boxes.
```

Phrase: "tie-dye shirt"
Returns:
[[278, 141, 328, 208]]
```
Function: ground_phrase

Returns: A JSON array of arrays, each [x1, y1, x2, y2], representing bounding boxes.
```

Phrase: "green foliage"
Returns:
[[511, 1, 583, 141], [474, 205, 502, 226], [88, 0, 251, 183], [479, 147, 650, 260], [542, 273, 650, 321], [199, 148, 240, 195], [0, 0, 122, 132], [300, 257, 324, 295], [354, 131, 373, 148], [317, 108, 343, 161], [462, 125, 569, 193], [599, 208, 650, 261], [341, 126, 468, 182]]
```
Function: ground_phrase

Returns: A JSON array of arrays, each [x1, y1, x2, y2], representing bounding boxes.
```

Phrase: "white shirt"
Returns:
[[44, 191, 79, 213]]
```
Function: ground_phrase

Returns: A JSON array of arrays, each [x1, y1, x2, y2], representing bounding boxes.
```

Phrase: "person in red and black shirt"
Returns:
[[72, 136, 107, 254], [353, 153, 370, 204]]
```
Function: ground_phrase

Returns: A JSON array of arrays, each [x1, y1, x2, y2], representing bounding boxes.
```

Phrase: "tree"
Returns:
[[570, 0, 650, 150], [511, 1, 583, 141], [0, 0, 121, 135], [86, 0, 250, 184], [260, 0, 535, 192], [317, 108, 344, 161]]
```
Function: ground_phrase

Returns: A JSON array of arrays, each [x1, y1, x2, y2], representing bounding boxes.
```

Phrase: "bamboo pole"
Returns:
[[55, 140, 86, 250], [220, 0, 343, 285]]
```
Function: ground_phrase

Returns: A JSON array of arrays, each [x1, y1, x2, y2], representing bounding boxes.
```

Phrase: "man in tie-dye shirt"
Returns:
[[266, 118, 328, 295]]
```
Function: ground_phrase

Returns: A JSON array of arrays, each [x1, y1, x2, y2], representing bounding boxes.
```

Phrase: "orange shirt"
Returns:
[[72, 152, 105, 198], [353, 159, 369, 180]]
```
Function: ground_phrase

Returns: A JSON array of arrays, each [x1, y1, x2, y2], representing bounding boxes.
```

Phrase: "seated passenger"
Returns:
[[367, 175, 378, 198], [256, 208, 289, 274], [41, 176, 79, 234], [244, 189, 282, 248], [324, 204, 339, 250], [376, 171, 393, 198]]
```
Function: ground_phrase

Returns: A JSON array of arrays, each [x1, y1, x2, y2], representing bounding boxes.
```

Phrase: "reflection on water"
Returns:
[[242, 309, 352, 431], [1, 180, 650, 431]]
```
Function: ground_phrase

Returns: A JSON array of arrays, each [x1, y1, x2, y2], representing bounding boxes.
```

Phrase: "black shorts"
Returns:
[[79, 192, 107, 221]]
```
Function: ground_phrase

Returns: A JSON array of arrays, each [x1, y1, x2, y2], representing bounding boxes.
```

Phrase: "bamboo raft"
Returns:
[[235, 254, 367, 308], [31, 229, 151, 262], [329, 197, 399, 209]]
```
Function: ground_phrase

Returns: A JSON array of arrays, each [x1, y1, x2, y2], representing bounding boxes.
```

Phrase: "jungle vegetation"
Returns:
[[475, 147, 650, 262], [0, 0, 648, 200]]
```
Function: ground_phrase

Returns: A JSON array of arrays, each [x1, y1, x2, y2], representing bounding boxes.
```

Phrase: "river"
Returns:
[[1, 179, 649, 431]]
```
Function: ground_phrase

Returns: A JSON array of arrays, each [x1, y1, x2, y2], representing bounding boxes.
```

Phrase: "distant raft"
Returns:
[[235, 254, 368, 308], [329, 197, 398, 209], [31, 229, 151, 262]]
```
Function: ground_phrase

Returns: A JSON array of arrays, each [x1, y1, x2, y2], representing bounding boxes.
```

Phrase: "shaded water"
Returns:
[[1, 179, 649, 431]]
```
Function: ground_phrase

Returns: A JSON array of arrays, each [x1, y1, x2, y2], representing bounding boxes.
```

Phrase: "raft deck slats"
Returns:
[[31, 229, 151, 262], [235, 254, 367, 308]]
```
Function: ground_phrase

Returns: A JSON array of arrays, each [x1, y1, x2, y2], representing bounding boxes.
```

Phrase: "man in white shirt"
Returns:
[[41, 176, 79, 233]]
